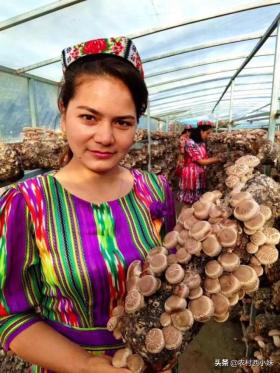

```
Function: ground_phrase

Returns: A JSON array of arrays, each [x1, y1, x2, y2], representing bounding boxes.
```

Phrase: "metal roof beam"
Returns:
[[145, 53, 274, 79], [149, 74, 273, 95], [148, 65, 273, 89], [212, 11, 280, 112], [0, 0, 86, 31], [129, 1, 280, 39], [0, 64, 58, 86]]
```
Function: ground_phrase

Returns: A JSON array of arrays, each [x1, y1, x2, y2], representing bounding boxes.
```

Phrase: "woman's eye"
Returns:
[[80, 114, 96, 121], [116, 120, 132, 127]]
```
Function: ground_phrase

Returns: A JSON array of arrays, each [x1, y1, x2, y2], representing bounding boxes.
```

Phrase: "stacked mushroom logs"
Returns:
[[106, 176, 280, 371]]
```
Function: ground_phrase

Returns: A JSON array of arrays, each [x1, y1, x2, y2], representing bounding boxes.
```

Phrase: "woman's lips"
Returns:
[[88, 150, 115, 159]]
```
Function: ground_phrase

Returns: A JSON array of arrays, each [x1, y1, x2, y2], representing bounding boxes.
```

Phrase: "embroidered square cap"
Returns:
[[61, 36, 144, 78]]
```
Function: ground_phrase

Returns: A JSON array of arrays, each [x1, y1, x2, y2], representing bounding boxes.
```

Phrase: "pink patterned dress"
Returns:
[[177, 139, 208, 204]]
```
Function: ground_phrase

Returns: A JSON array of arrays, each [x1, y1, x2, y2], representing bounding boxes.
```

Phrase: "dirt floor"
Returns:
[[178, 319, 245, 373]]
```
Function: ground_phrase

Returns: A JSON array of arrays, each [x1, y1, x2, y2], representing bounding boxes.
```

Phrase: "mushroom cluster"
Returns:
[[107, 155, 280, 371], [0, 142, 23, 182], [20, 128, 68, 170]]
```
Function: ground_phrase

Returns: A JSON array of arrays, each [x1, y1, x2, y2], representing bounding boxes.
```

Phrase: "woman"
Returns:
[[0, 37, 175, 372], [175, 125, 192, 178], [177, 120, 221, 205]]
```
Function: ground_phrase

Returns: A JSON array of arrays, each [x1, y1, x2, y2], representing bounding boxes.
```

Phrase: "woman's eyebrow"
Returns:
[[77, 106, 136, 120]]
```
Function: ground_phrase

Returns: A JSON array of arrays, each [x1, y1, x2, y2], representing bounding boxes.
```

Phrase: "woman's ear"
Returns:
[[59, 101, 66, 133]]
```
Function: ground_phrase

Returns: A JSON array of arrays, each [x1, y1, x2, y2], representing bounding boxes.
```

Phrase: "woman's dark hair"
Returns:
[[180, 128, 191, 136], [190, 124, 213, 143], [58, 54, 148, 121]]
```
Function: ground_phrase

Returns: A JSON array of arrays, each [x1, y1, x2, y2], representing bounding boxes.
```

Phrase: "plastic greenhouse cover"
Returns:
[[0, 0, 279, 123]]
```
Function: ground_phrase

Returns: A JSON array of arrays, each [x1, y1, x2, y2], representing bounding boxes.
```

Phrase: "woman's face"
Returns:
[[61, 74, 137, 174], [201, 128, 212, 142]]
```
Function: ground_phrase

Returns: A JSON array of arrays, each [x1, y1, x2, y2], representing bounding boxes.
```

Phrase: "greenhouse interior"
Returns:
[[1, 1, 280, 372]]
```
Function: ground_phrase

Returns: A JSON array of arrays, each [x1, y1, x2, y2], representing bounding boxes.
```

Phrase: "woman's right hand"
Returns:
[[81, 354, 131, 373]]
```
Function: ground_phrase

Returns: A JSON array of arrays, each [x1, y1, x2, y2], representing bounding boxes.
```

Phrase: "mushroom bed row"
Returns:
[[106, 155, 280, 372]]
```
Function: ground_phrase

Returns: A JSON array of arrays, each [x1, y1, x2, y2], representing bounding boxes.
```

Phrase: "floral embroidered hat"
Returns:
[[61, 36, 144, 78], [197, 120, 214, 127]]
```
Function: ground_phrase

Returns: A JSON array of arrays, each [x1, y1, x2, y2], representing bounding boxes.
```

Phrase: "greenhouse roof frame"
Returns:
[[0, 0, 280, 131]]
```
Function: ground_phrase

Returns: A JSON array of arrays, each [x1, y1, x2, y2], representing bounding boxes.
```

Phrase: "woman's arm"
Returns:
[[10, 322, 130, 373], [196, 156, 221, 166]]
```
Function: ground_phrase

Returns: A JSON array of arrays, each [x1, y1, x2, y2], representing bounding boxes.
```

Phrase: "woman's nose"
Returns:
[[94, 122, 114, 145]]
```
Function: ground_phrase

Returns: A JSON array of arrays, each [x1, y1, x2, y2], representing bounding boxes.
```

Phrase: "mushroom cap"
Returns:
[[244, 227, 257, 236], [250, 255, 262, 266], [145, 328, 165, 354], [183, 214, 200, 230], [214, 311, 230, 323], [127, 260, 142, 283], [165, 263, 185, 284], [164, 295, 187, 313], [225, 175, 240, 189], [244, 213, 266, 231], [173, 283, 190, 298], [236, 155, 260, 168], [147, 246, 168, 258], [209, 205, 223, 219], [228, 292, 239, 306], [219, 274, 241, 297], [127, 354, 145, 373], [167, 254, 178, 265], [255, 244, 279, 265], [246, 242, 259, 254], [229, 191, 252, 208], [211, 293, 230, 316], [162, 325, 183, 350], [149, 253, 168, 274], [263, 227, 280, 245], [238, 288, 246, 300], [259, 205, 272, 221], [137, 275, 159, 296], [171, 309, 194, 331], [250, 231, 267, 246], [202, 235, 222, 257], [190, 221, 212, 241], [178, 229, 189, 245], [183, 271, 201, 289], [184, 237, 202, 255], [177, 207, 194, 225], [268, 329, 280, 336], [112, 348, 132, 368], [200, 191, 222, 203], [244, 277, 260, 293], [226, 163, 250, 177], [218, 227, 238, 248], [188, 286, 203, 300], [174, 223, 184, 233], [175, 247, 192, 264], [204, 278, 221, 294], [163, 231, 179, 249], [234, 199, 260, 222], [232, 265, 258, 289], [193, 201, 212, 220], [160, 312, 172, 327], [205, 260, 223, 279], [218, 252, 240, 272], [125, 289, 143, 314], [189, 295, 214, 322], [249, 264, 263, 277]]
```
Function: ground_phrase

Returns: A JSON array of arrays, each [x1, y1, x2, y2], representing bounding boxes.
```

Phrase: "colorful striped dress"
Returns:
[[0, 169, 175, 372], [177, 139, 208, 204]]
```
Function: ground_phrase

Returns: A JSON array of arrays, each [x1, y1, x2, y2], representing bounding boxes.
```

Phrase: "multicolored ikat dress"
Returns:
[[177, 139, 208, 204], [0, 169, 175, 372]]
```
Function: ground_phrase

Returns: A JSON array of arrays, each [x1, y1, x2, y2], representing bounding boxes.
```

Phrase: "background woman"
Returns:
[[177, 120, 222, 205], [0, 37, 174, 373]]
